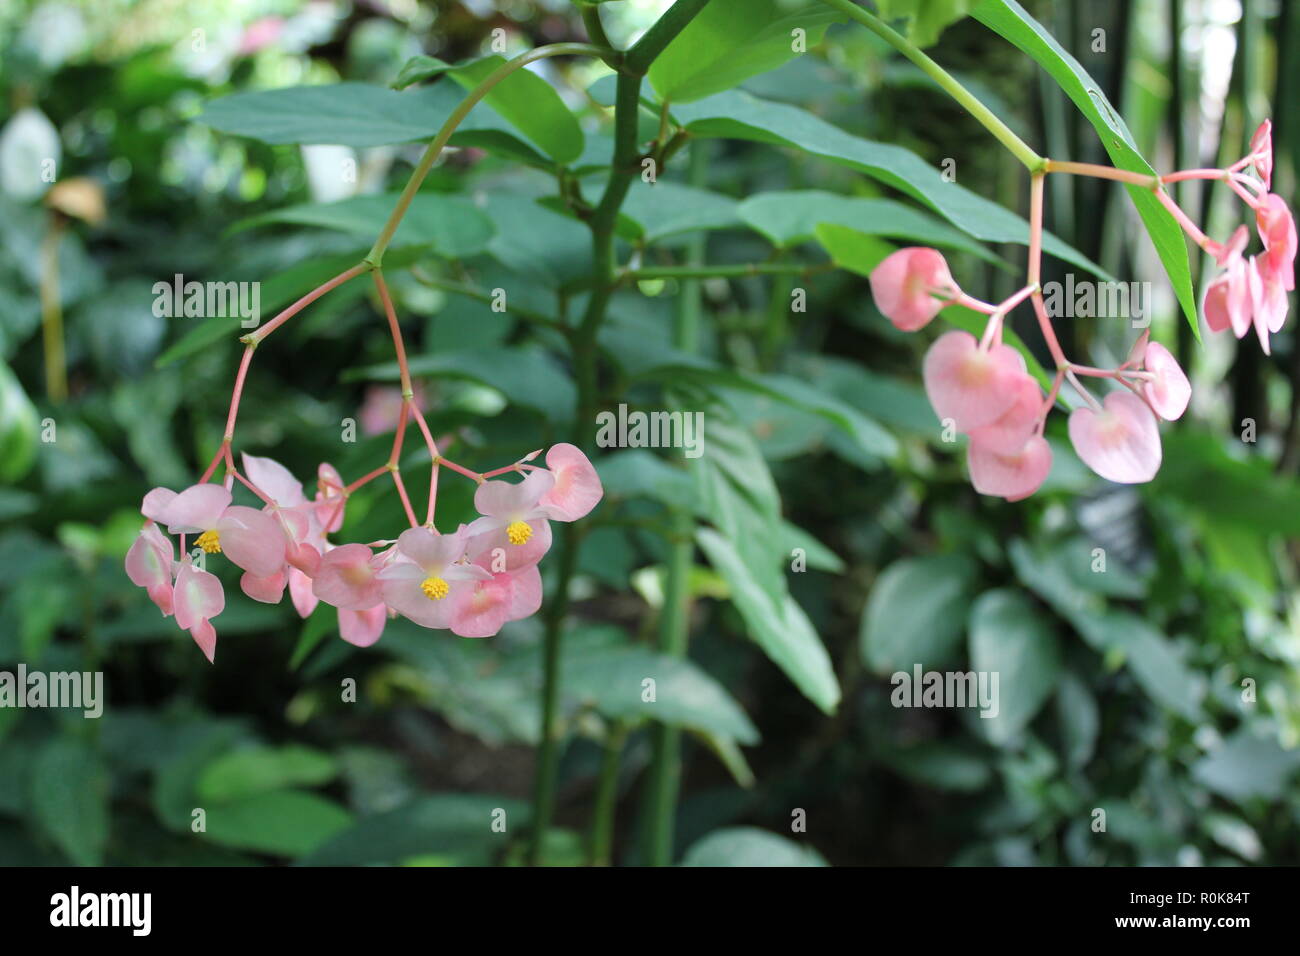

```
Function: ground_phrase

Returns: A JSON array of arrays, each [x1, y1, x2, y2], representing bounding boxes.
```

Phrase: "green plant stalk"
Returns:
[[589, 720, 627, 866], [642, 140, 706, 868], [365, 42, 606, 268], [818, 0, 1045, 171], [527, 1, 713, 866], [625, 261, 828, 281]]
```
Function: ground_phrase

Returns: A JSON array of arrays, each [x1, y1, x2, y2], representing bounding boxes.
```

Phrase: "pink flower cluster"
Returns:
[[125, 444, 602, 662], [1200, 121, 1295, 354]]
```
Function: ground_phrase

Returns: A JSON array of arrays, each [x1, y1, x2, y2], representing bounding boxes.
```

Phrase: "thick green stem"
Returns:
[[589, 720, 627, 866], [366, 42, 605, 267], [626, 261, 828, 282], [642, 140, 706, 868], [624, 0, 713, 76], [819, 0, 1045, 171]]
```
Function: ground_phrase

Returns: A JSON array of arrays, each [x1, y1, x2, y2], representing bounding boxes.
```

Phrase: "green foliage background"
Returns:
[[0, 0, 1297, 866]]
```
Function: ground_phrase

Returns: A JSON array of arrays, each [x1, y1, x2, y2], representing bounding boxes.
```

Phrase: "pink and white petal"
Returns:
[[468, 518, 552, 572], [217, 505, 288, 578], [158, 483, 231, 533], [1141, 342, 1191, 421], [338, 605, 387, 647], [968, 434, 1053, 499], [312, 543, 383, 610], [965, 375, 1042, 454], [395, 526, 467, 574], [1067, 391, 1162, 484], [540, 443, 604, 521], [174, 562, 225, 632], [241, 453, 306, 506], [189, 618, 218, 663], [922, 331, 1022, 432], [450, 577, 513, 638], [382, 574, 457, 629], [505, 565, 543, 621], [241, 568, 287, 604], [141, 487, 178, 522], [474, 469, 556, 520], [288, 567, 318, 619]]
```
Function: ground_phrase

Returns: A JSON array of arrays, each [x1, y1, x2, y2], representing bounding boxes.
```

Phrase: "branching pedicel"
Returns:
[[869, 119, 1293, 500]]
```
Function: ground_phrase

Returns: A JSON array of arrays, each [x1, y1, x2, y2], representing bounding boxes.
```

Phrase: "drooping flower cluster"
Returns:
[[868, 120, 1288, 499], [126, 443, 603, 662]]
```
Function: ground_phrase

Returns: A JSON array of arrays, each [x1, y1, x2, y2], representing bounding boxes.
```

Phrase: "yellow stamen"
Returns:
[[506, 520, 532, 545], [196, 530, 222, 554], [420, 576, 450, 601]]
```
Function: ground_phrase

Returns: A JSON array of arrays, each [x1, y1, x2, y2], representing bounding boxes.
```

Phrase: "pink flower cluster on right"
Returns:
[[868, 121, 1291, 500]]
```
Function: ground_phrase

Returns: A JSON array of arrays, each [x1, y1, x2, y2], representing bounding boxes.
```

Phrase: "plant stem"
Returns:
[[589, 720, 627, 866], [1045, 159, 1159, 188], [642, 139, 706, 868], [819, 0, 1045, 171], [526, 0, 712, 867], [365, 42, 606, 268], [39, 214, 66, 402], [624, 261, 828, 282]]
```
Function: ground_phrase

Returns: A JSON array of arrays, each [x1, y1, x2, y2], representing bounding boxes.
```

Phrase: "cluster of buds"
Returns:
[[869, 120, 1290, 500], [125, 445, 602, 662]]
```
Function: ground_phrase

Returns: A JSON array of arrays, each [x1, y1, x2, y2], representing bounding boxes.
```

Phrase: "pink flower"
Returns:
[[142, 483, 286, 579], [125, 523, 175, 616], [869, 248, 961, 332], [1250, 120, 1273, 191], [1139, 341, 1191, 421], [1067, 391, 1162, 484], [1256, 193, 1296, 292], [450, 565, 543, 639], [376, 527, 490, 629], [314, 462, 346, 533], [173, 560, 224, 662], [313, 543, 385, 610], [339, 606, 387, 647], [922, 330, 1028, 432], [968, 433, 1053, 500], [1203, 240, 1253, 338], [539, 443, 603, 521], [465, 469, 556, 571]]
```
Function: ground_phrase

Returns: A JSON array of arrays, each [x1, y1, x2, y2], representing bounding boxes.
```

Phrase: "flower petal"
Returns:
[[174, 561, 224, 632], [339, 605, 387, 647], [218, 505, 287, 578], [1068, 391, 1162, 484], [474, 469, 556, 520], [312, 543, 383, 610], [540, 443, 603, 521], [1141, 342, 1191, 421], [922, 330, 1024, 432], [241, 453, 306, 506], [158, 483, 231, 533], [968, 434, 1053, 499]]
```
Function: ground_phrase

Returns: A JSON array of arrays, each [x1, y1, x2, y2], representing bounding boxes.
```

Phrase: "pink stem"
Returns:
[[1046, 160, 1158, 188], [955, 292, 998, 314], [248, 262, 368, 345], [1155, 188, 1214, 251], [230, 468, 275, 506], [390, 470, 418, 527], [438, 457, 485, 483], [1160, 168, 1227, 184]]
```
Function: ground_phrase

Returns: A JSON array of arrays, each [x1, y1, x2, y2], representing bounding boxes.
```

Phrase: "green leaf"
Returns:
[[300, 794, 529, 865], [880, 741, 992, 792], [650, 1, 846, 103], [972, 0, 1198, 334], [614, 178, 741, 242], [448, 55, 584, 165], [968, 589, 1062, 746], [0, 360, 38, 483], [1055, 672, 1099, 770], [740, 190, 1003, 265], [697, 527, 841, 714], [32, 738, 109, 866], [860, 554, 977, 673], [562, 644, 759, 744], [202, 790, 352, 857], [680, 826, 828, 866], [876, 0, 976, 48], [1191, 731, 1300, 804], [668, 88, 1109, 277], [1070, 610, 1205, 722], [231, 194, 494, 259], [195, 746, 338, 803]]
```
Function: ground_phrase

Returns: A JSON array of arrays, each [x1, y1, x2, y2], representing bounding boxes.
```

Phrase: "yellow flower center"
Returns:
[[506, 520, 532, 545], [420, 576, 450, 601], [196, 530, 222, 554]]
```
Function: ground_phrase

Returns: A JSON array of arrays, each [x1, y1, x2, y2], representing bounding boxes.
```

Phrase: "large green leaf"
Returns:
[[697, 527, 840, 714], [202, 790, 352, 857], [968, 589, 1062, 746], [196, 746, 338, 803], [860, 554, 977, 673], [680, 826, 828, 866], [876, 0, 976, 48], [740, 190, 1002, 265], [649, 1, 846, 103], [562, 643, 759, 744], [665, 88, 1109, 276], [230, 194, 494, 259], [32, 738, 109, 866], [446, 55, 584, 164], [300, 794, 529, 865], [1071, 610, 1205, 722], [972, 0, 1199, 334]]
